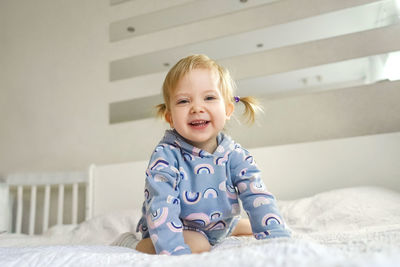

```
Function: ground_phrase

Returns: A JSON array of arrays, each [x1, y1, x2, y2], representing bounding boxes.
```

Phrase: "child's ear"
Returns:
[[165, 111, 174, 127], [225, 102, 234, 120]]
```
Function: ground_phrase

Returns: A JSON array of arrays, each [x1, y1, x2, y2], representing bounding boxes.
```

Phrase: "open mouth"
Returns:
[[189, 120, 210, 129]]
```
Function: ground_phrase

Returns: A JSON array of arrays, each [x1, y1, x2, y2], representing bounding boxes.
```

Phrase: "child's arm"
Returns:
[[144, 148, 192, 255], [230, 146, 291, 239]]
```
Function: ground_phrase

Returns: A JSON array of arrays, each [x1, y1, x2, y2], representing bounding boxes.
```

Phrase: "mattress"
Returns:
[[1, 186, 400, 267]]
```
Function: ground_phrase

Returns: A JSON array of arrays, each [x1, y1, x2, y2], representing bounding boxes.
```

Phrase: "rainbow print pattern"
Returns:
[[137, 130, 290, 256], [182, 191, 202, 205], [203, 188, 218, 199], [194, 164, 215, 174], [149, 158, 169, 171]]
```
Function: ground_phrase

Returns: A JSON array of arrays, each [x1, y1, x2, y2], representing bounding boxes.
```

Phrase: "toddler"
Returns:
[[135, 54, 290, 255]]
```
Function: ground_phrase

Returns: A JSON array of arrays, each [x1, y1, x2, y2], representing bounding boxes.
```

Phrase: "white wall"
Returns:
[[0, 0, 104, 172], [1, 0, 399, 176], [0, 0, 173, 174]]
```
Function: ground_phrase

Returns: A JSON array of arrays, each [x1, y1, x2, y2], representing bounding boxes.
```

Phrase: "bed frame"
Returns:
[[2, 132, 399, 236], [87, 131, 400, 219], [2, 172, 90, 235]]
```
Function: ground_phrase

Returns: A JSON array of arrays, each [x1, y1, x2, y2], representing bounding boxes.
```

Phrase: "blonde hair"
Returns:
[[156, 54, 262, 124]]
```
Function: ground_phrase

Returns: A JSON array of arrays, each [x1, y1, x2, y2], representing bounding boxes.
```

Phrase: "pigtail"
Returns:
[[237, 96, 264, 124], [155, 103, 167, 119]]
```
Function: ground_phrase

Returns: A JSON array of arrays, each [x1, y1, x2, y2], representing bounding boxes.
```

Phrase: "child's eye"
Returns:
[[177, 99, 189, 105], [205, 96, 217, 101]]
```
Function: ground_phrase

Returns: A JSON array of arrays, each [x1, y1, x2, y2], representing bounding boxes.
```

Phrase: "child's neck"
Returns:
[[185, 137, 218, 154], [172, 129, 219, 154]]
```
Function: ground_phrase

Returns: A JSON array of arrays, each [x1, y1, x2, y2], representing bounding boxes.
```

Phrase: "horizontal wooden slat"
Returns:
[[109, 94, 162, 123], [229, 79, 400, 148], [109, 0, 380, 60], [221, 23, 400, 80], [107, 23, 400, 107], [110, 0, 394, 80], [108, 72, 166, 103], [110, 0, 278, 42], [6, 172, 87, 186], [110, 0, 195, 21]]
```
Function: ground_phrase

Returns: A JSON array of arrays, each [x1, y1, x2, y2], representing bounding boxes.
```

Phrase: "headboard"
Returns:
[[89, 161, 147, 218], [89, 132, 400, 216], [2, 132, 397, 235], [3, 172, 89, 235]]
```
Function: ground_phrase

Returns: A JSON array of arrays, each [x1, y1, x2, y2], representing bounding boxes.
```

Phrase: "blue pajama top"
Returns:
[[136, 130, 290, 255]]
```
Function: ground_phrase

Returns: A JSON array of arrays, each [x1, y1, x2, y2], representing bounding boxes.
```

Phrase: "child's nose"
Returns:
[[190, 102, 205, 113]]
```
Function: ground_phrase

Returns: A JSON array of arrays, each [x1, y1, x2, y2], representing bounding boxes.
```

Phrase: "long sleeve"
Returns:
[[230, 146, 290, 239], [144, 147, 192, 255]]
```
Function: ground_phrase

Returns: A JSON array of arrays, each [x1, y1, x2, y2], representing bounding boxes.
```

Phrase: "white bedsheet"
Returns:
[[1, 186, 400, 267]]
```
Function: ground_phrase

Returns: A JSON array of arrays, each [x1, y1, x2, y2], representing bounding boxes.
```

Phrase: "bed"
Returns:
[[0, 132, 399, 267]]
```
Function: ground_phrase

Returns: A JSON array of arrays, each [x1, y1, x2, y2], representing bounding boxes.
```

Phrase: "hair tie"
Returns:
[[234, 96, 240, 103]]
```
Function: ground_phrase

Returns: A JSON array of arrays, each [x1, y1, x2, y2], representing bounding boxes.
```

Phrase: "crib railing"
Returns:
[[6, 172, 89, 235]]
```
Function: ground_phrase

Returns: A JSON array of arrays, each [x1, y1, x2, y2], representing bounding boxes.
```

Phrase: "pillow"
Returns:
[[69, 209, 142, 245], [278, 186, 400, 233]]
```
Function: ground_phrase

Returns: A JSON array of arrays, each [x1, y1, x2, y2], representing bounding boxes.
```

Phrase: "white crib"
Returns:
[[1, 171, 91, 235]]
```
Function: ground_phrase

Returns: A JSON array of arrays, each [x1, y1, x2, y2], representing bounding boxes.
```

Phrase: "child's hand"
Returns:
[[254, 228, 291, 239]]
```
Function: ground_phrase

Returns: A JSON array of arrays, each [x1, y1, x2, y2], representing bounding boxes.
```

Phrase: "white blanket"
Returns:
[[1, 186, 400, 267]]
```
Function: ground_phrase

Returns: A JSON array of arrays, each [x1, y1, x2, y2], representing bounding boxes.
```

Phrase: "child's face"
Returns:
[[166, 68, 234, 153]]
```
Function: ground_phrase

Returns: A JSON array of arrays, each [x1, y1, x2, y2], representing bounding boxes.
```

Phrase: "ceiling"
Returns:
[[108, 0, 400, 124]]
